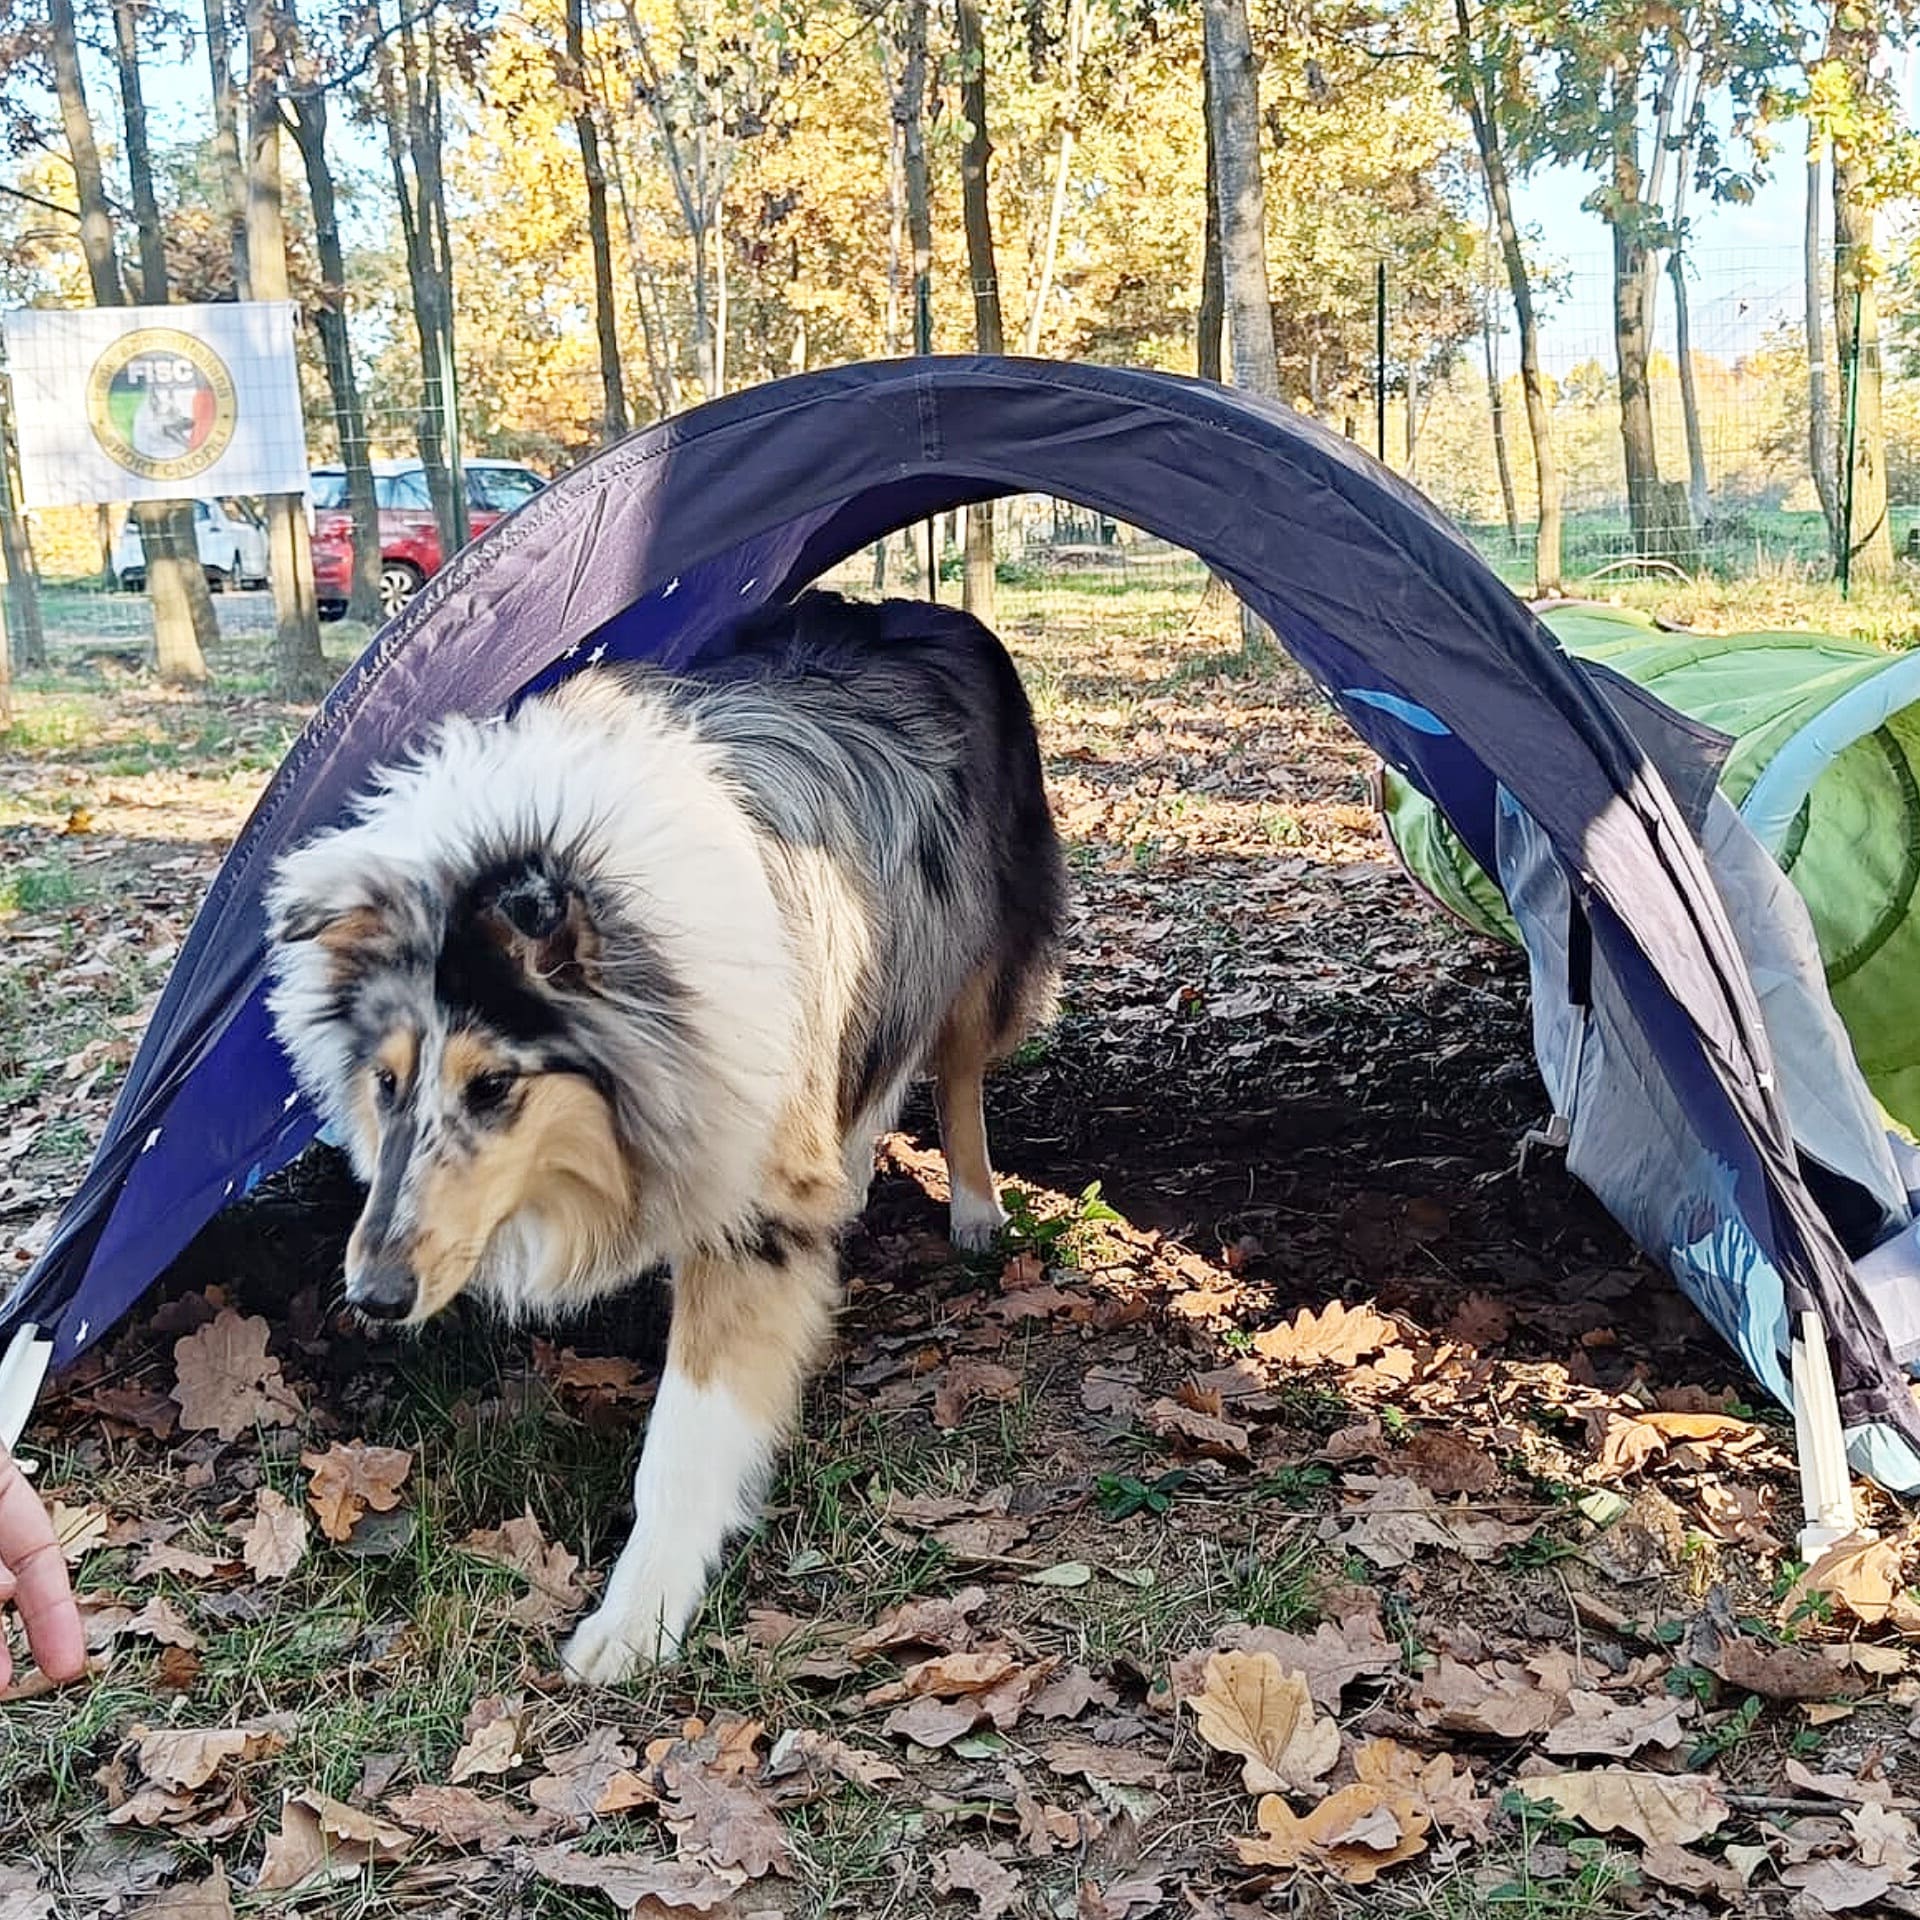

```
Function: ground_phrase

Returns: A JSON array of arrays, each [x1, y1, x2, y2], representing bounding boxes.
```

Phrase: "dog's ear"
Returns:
[[268, 850, 395, 963], [480, 863, 600, 990]]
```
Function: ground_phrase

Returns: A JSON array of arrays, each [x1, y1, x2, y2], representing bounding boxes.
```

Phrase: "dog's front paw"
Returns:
[[560, 1603, 682, 1686], [949, 1189, 1009, 1253]]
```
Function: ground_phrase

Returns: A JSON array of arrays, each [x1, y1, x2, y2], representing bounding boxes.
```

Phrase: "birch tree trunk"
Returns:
[[1450, 0, 1560, 592], [1202, 0, 1277, 648], [246, 0, 328, 691], [956, 0, 1004, 620], [285, 62, 383, 622], [105, 0, 216, 685], [567, 0, 628, 440], [1022, 0, 1086, 356], [1805, 135, 1842, 568], [204, 0, 251, 294], [1831, 10, 1892, 581]]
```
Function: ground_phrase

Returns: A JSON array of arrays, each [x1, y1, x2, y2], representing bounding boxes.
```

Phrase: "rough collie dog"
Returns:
[[265, 590, 1065, 1682]]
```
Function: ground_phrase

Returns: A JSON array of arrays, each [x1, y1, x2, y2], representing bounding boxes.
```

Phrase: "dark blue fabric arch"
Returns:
[[6, 356, 1916, 1453]]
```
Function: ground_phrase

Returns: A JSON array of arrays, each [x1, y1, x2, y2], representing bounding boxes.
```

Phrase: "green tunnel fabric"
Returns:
[[1381, 606, 1920, 1133]]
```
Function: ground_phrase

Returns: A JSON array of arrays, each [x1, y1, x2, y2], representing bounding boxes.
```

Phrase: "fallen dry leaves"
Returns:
[[300, 1440, 412, 1543], [459, 1510, 590, 1626], [1233, 1782, 1432, 1883], [1519, 1769, 1728, 1848], [1252, 1298, 1401, 1368], [255, 1789, 411, 1892], [930, 1844, 1023, 1919], [235, 1487, 307, 1580], [169, 1309, 301, 1441], [1183, 1650, 1337, 1795]]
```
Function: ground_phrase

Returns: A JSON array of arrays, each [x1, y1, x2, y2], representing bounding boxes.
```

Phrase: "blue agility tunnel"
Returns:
[[5, 357, 1920, 1525]]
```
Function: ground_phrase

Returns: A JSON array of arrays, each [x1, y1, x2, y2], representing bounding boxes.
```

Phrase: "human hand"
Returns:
[[0, 1440, 86, 1691]]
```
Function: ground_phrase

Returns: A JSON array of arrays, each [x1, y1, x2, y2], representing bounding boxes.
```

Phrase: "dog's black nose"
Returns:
[[349, 1253, 417, 1321]]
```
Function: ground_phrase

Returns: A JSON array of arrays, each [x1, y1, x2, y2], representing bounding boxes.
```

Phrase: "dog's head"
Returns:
[[266, 843, 638, 1325]]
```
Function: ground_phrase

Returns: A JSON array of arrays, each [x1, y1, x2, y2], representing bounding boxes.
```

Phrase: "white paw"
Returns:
[[950, 1190, 1009, 1253], [560, 1600, 683, 1686]]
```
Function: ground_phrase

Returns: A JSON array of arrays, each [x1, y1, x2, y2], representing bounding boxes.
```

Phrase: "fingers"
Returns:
[[0, 1448, 88, 1685]]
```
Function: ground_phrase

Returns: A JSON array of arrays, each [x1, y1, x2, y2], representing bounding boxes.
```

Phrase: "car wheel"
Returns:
[[318, 601, 348, 623], [205, 566, 229, 594], [118, 571, 144, 594], [378, 561, 424, 620]]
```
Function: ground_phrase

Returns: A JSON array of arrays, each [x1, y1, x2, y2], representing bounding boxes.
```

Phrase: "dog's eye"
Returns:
[[373, 1065, 398, 1104], [466, 1070, 516, 1113]]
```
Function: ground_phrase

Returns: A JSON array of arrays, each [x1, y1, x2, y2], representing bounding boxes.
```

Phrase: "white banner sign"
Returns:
[[4, 301, 309, 508]]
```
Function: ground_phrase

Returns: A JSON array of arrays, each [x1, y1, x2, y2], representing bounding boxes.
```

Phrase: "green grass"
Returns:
[[0, 854, 81, 915]]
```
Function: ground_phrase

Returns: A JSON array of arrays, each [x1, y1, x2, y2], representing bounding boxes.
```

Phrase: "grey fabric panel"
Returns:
[[1698, 796, 1908, 1235], [1579, 660, 1734, 840]]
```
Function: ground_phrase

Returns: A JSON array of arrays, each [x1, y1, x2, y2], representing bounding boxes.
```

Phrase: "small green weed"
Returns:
[[1096, 1468, 1193, 1520], [998, 1180, 1123, 1265]]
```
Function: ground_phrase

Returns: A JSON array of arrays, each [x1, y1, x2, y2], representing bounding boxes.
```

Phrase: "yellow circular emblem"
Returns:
[[85, 328, 238, 484]]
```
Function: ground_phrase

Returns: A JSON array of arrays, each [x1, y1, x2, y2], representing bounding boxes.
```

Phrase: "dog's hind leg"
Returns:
[[936, 969, 1011, 1253], [559, 1225, 838, 1685]]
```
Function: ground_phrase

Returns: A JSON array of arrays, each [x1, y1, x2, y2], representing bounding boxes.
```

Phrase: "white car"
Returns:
[[113, 499, 271, 593]]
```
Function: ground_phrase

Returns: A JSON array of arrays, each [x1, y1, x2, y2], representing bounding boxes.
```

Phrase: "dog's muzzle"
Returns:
[[348, 1249, 417, 1321]]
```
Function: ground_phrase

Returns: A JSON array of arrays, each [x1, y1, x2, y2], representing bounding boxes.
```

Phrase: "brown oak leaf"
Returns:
[[459, 1512, 588, 1626], [300, 1442, 412, 1544], [930, 1844, 1023, 1919], [521, 1845, 737, 1912], [1520, 1769, 1728, 1847], [1352, 1738, 1490, 1842], [255, 1790, 411, 1892], [1233, 1783, 1431, 1884], [1183, 1650, 1337, 1795], [170, 1310, 300, 1441], [659, 1765, 792, 1878], [237, 1488, 308, 1581], [527, 1729, 652, 1821], [383, 1785, 552, 1851], [1252, 1299, 1399, 1369]]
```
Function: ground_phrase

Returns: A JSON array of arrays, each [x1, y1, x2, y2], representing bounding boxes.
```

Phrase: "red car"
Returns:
[[309, 457, 546, 621]]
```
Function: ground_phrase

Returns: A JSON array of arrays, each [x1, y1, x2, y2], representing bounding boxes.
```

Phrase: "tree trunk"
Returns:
[[1022, 0, 1086, 356], [204, 0, 250, 294], [1483, 270, 1519, 541], [594, 41, 673, 414], [877, 19, 906, 592], [1831, 13, 1893, 582], [1669, 247, 1710, 526], [1607, 58, 1689, 565], [246, 0, 327, 692], [1667, 99, 1709, 526], [109, 0, 216, 684], [1198, 36, 1224, 382], [287, 77, 384, 623], [0, 387, 47, 673], [1805, 135, 1842, 568], [955, 0, 1003, 620], [567, 0, 627, 440], [48, 0, 124, 307], [1202, 0, 1277, 648], [1202, 0, 1278, 397], [901, 0, 935, 596], [1451, 0, 1559, 592], [375, 25, 459, 565]]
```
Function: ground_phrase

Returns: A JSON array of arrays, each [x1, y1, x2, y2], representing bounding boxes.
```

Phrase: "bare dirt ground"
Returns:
[[3, 572, 1918, 1920]]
